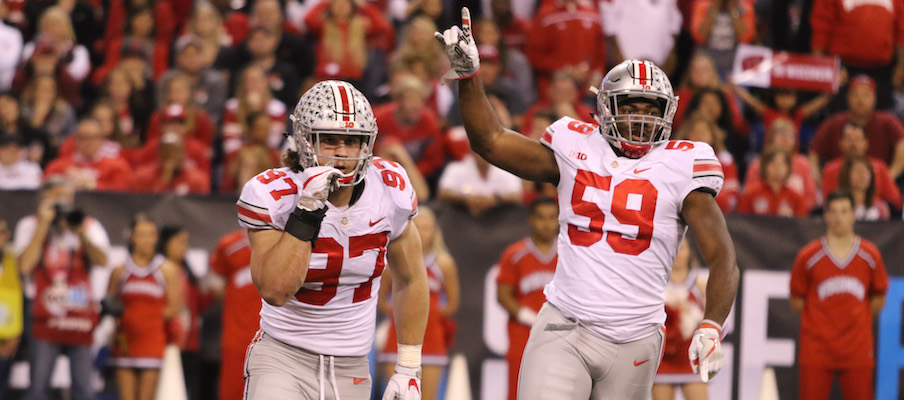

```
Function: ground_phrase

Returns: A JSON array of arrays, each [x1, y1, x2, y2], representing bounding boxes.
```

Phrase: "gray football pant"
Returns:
[[243, 332, 372, 400], [517, 303, 665, 400]]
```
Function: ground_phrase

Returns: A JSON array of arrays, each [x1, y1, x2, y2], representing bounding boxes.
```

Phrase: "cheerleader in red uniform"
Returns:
[[379, 206, 460, 400], [653, 239, 710, 400], [106, 215, 181, 400]]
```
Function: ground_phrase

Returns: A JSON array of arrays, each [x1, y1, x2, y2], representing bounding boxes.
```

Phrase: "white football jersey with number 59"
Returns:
[[540, 117, 724, 343], [236, 157, 418, 356]]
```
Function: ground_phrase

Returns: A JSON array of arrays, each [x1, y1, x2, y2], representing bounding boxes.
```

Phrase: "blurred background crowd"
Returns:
[[0, 0, 903, 399], [0, 0, 900, 219]]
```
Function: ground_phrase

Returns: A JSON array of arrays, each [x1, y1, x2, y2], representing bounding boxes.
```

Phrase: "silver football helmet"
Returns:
[[594, 59, 678, 158], [289, 80, 377, 186]]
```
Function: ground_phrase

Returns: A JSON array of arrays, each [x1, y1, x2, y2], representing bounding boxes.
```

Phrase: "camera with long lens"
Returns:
[[53, 202, 85, 228]]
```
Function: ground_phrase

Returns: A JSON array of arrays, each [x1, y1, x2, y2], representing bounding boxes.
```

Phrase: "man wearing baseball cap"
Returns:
[[809, 75, 904, 182]]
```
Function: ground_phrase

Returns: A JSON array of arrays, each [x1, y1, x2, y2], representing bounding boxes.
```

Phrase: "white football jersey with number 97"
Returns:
[[540, 117, 724, 343], [236, 157, 418, 356]]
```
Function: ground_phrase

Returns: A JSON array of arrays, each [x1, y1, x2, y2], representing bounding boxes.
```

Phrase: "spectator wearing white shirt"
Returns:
[[0, 133, 41, 190], [438, 148, 523, 216], [600, 0, 682, 74]]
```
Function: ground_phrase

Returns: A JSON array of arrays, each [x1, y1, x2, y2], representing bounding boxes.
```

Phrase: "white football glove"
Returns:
[[434, 7, 480, 83], [516, 307, 538, 326], [688, 319, 723, 383], [297, 166, 342, 212], [382, 365, 422, 400]]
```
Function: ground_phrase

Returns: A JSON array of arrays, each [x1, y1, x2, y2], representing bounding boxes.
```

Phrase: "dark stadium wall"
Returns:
[[1, 191, 902, 400]]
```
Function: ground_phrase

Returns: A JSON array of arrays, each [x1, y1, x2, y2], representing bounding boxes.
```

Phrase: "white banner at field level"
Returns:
[[732, 44, 841, 92]]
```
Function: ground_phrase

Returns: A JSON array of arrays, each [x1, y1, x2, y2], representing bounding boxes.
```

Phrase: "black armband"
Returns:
[[284, 207, 328, 245]]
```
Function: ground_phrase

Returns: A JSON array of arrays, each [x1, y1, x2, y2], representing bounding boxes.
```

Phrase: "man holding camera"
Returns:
[[13, 176, 110, 400]]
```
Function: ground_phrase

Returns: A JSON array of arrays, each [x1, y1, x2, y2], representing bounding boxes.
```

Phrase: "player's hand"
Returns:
[[382, 365, 421, 400], [688, 319, 723, 383], [434, 7, 480, 83], [297, 166, 342, 212]]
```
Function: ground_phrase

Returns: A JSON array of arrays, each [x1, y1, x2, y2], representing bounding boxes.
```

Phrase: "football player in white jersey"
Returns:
[[236, 80, 429, 400], [436, 9, 739, 400]]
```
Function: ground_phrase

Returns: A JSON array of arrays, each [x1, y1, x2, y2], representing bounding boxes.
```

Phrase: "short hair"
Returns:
[[842, 120, 865, 134], [529, 196, 558, 215], [825, 190, 855, 209]]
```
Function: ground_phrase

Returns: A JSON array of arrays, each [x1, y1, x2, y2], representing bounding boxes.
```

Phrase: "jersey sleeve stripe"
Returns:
[[693, 160, 723, 179], [541, 129, 553, 147], [237, 202, 273, 224]]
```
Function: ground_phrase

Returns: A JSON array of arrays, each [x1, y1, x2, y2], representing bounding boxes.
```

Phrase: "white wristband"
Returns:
[[397, 344, 422, 369]]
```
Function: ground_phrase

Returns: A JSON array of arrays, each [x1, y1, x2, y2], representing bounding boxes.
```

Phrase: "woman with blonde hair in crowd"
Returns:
[[379, 206, 460, 400], [184, 1, 233, 68], [107, 215, 181, 400], [221, 65, 286, 155]]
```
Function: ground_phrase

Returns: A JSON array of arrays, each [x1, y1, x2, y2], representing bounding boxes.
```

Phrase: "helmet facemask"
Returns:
[[594, 59, 678, 159], [601, 94, 673, 158]]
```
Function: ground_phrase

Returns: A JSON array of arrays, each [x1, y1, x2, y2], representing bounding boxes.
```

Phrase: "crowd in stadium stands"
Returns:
[[0, 0, 902, 398]]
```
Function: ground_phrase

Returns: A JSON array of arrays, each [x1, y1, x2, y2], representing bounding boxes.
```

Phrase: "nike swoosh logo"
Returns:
[[633, 359, 650, 366], [408, 378, 420, 392], [369, 217, 385, 227], [633, 167, 652, 174], [353, 378, 367, 384]]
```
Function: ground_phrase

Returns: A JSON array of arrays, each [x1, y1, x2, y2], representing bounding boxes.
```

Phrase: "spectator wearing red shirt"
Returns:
[[146, 78, 216, 149], [730, 84, 832, 148], [837, 154, 892, 220], [43, 119, 132, 192], [208, 230, 259, 400], [490, 0, 532, 52], [220, 65, 287, 155], [673, 54, 746, 135], [790, 191, 888, 400], [496, 197, 558, 400], [220, 112, 282, 193], [58, 103, 124, 162], [675, 116, 740, 213], [822, 121, 902, 211], [811, 0, 904, 110], [91, 6, 164, 86], [738, 148, 809, 217], [130, 104, 211, 175], [157, 35, 230, 125], [521, 71, 596, 138], [130, 132, 210, 195], [808, 76, 904, 180], [374, 75, 447, 179], [525, 0, 606, 99], [305, 0, 393, 83], [101, 0, 176, 81], [745, 120, 819, 210]]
